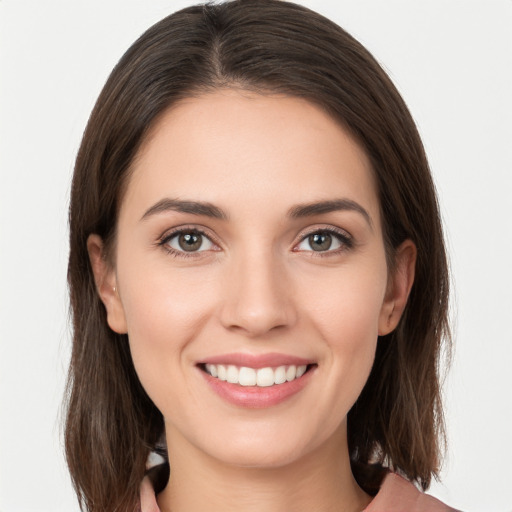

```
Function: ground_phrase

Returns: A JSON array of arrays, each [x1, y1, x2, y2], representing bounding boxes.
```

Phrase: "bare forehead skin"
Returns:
[[121, 89, 381, 237]]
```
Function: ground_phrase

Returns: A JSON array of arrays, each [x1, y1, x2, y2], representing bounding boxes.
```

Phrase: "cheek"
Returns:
[[296, 260, 387, 400], [299, 259, 388, 342], [116, 256, 219, 403]]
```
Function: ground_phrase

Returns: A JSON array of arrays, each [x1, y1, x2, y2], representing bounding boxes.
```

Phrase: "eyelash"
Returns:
[[295, 227, 354, 257], [157, 226, 216, 259], [157, 226, 354, 259]]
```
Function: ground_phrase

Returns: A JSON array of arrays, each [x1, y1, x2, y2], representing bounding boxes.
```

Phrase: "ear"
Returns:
[[378, 239, 417, 336], [87, 234, 128, 334]]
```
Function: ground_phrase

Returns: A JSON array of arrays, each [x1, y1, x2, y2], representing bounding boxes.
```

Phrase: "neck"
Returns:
[[157, 424, 371, 512]]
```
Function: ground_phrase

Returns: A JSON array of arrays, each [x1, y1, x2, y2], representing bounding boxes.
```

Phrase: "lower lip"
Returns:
[[199, 366, 315, 409]]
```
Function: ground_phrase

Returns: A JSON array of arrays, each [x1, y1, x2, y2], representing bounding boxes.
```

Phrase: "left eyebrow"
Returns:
[[287, 199, 373, 230], [140, 198, 229, 221]]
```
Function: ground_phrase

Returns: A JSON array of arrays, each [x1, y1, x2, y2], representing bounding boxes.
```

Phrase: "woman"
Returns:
[[65, 1, 456, 510]]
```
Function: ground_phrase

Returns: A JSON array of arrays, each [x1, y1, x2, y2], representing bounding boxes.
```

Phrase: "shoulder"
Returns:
[[364, 473, 461, 512]]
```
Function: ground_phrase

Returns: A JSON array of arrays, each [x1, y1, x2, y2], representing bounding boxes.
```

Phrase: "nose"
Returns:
[[219, 251, 297, 337]]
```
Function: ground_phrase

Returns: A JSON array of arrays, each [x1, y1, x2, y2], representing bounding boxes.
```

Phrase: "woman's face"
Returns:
[[90, 90, 414, 468]]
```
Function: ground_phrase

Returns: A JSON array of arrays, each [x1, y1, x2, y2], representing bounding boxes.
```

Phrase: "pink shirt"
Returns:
[[363, 473, 459, 511], [139, 472, 459, 511]]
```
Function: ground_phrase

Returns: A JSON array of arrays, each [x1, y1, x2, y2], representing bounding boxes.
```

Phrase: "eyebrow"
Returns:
[[141, 198, 228, 221], [287, 199, 373, 229], [141, 197, 372, 228]]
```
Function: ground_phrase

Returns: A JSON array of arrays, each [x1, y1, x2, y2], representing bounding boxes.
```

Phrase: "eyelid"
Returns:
[[156, 223, 353, 257], [293, 225, 354, 253], [157, 225, 221, 255]]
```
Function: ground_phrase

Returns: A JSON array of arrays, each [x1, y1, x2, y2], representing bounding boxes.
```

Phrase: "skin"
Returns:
[[88, 89, 416, 512]]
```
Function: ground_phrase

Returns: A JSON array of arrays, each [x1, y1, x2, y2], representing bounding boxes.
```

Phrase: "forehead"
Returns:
[[123, 89, 380, 226]]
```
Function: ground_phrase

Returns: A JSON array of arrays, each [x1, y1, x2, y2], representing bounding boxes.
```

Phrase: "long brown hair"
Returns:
[[65, 1, 451, 510]]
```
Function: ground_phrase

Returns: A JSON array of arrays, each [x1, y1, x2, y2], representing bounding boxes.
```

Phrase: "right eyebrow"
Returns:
[[287, 198, 373, 230], [140, 198, 229, 221]]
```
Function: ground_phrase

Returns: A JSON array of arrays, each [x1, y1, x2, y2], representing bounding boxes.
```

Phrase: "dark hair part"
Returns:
[[65, 1, 450, 510]]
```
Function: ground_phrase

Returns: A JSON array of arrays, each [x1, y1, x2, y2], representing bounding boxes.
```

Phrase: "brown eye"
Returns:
[[295, 229, 352, 254], [308, 233, 332, 251], [165, 230, 214, 253], [178, 232, 202, 251]]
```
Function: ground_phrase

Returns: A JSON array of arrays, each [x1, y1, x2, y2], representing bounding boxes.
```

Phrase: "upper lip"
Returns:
[[197, 352, 314, 369]]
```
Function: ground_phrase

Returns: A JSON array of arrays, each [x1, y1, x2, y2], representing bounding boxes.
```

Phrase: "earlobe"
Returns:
[[87, 234, 128, 334], [378, 240, 416, 336]]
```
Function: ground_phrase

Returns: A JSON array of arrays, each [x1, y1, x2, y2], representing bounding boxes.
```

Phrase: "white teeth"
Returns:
[[204, 363, 310, 387], [296, 365, 307, 377], [238, 367, 257, 386], [217, 364, 227, 381], [274, 366, 287, 385], [256, 367, 274, 387], [205, 363, 218, 378], [286, 365, 296, 382], [226, 365, 239, 384]]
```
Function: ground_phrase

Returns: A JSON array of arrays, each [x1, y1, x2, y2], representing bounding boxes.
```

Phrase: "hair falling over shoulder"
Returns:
[[64, 1, 451, 510]]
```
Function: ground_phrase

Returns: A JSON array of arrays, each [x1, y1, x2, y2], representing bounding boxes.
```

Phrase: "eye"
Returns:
[[295, 229, 352, 253], [163, 229, 215, 254]]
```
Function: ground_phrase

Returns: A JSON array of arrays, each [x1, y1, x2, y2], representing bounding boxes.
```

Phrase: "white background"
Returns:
[[1, 1, 511, 511]]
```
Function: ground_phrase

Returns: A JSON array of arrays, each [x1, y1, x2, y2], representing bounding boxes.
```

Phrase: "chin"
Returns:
[[212, 441, 309, 469], [190, 418, 341, 470]]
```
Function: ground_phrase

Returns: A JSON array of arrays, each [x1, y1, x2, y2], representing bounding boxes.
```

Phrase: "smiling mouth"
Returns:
[[199, 363, 316, 387]]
